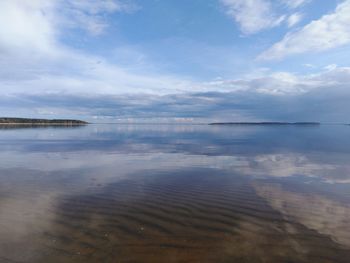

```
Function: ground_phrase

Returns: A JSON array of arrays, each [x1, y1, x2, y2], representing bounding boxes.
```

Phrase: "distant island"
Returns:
[[209, 122, 321, 126], [0, 118, 88, 125]]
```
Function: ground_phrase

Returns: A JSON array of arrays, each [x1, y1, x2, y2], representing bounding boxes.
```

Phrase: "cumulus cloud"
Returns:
[[220, 0, 286, 34], [201, 67, 350, 95], [2, 66, 350, 122], [259, 0, 350, 60], [0, 0, 349, 123]]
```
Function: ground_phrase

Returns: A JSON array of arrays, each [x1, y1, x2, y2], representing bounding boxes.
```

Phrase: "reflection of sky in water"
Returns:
[[0, 124, 350, 262]]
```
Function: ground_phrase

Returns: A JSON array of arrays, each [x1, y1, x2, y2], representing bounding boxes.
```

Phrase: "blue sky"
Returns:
[[1, 0, 350, 122]]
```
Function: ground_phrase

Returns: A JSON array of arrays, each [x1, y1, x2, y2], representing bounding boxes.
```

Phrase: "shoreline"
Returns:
[[209, 122, 321, 126], [0, 118, 88, 125], [0, 123, 87, 125]]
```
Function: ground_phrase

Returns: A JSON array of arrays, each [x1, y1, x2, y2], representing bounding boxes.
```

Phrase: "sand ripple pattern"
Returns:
[[27, 169, 350, 263]]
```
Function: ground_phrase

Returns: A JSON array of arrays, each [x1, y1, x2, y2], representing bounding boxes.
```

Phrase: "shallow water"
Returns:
[[0, 124, 350, 263]]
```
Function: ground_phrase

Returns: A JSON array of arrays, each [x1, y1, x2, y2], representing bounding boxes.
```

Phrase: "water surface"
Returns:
[[0, 124, 350, 262]]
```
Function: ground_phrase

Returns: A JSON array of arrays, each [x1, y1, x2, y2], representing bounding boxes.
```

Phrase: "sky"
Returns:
[[1, 0, 350, 123]]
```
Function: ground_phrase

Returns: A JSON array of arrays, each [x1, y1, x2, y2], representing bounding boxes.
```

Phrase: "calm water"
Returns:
[[0, 124, 350, 263]]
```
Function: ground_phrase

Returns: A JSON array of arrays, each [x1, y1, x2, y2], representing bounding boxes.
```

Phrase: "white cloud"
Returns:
[[259, 0, 350, 60], [1, 0, 350, 99], [2, 66, 350, 121], [303, 63, 315, 68], [0, 49, 195, 95], [1, 0, 350, 109], [67, 0, 126, 13], [59, 0, 138, 35], [324, 64, 338, 71], [0, 0, 56, 54], [0, 0, 135, 54], [287, 12, 303, 27], [0, 0, 194, 96], [280, 0, 310, 9], [200, 66, 350, 95], [220, 0, 286, 34]]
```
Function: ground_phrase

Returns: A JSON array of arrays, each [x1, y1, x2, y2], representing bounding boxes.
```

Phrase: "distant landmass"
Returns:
[[0, 118, 88, 125], [209, 122, 321, 126]]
